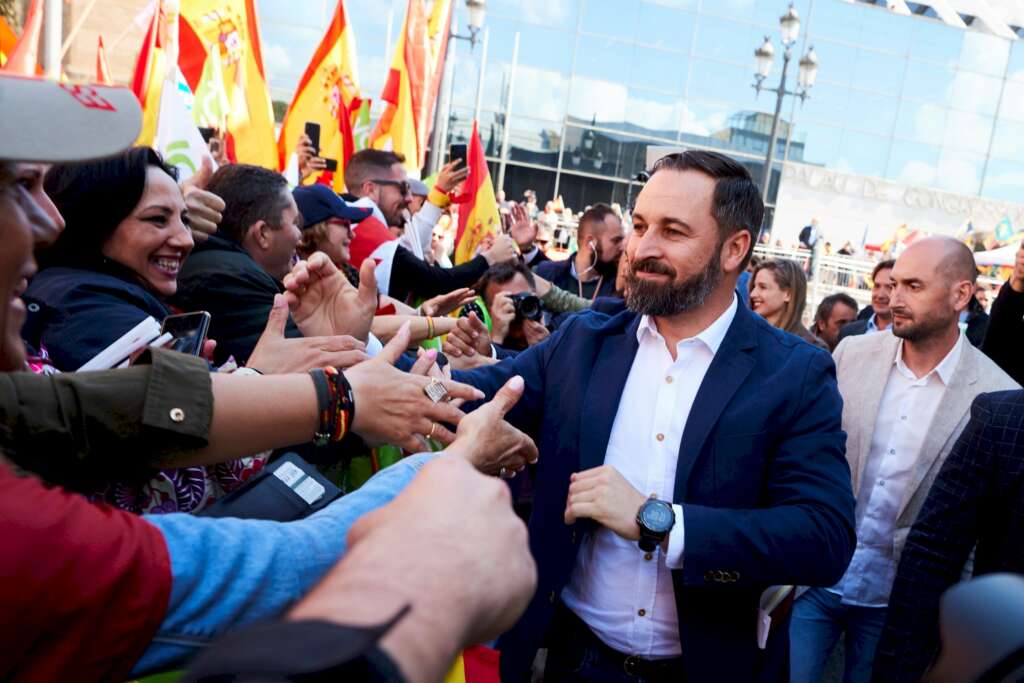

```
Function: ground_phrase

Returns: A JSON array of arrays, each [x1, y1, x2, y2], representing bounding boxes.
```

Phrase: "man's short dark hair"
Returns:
[[872, 259, 896, 281], [577, 203, 617, 240], [814, 293, 858, 325], [476, 260, 536, 296], [344, 149, 406, 195], [649, 151, 764, 269], [207, 164, 291, 244]]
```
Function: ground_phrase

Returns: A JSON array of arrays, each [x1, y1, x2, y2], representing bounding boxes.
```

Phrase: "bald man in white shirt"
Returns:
[[789, 237, 1019, 683]]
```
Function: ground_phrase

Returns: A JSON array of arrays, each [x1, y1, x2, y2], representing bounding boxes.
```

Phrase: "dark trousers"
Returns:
[[543, 604, 685, 683]]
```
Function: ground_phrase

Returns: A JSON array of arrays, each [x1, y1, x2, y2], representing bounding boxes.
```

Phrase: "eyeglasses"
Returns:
[[371, 178, 412, 196]]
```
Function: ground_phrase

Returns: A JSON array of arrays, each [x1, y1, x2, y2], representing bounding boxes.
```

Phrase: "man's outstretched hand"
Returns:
[[283, 252, 378, 343]]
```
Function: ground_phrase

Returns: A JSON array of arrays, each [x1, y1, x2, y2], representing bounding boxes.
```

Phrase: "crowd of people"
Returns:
[[4, 73, 1024, 683]]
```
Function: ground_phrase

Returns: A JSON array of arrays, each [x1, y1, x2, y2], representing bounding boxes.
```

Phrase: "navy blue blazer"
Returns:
[[456, 303, 855, 682]]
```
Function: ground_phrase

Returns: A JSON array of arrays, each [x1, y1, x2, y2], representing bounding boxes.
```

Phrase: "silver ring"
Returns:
[[499, 467, 508, 478], [423, 377, 450, 403]]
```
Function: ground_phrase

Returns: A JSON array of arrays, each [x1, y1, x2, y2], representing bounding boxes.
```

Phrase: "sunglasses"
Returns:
[[371, 178, 412, 196]]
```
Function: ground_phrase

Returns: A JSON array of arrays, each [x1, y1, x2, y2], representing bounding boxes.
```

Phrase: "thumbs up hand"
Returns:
[[181, 155, 224, 243]]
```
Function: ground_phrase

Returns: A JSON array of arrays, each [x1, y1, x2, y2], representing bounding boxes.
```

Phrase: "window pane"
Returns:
[[636, 2, 695, 52], [504, 116, 564, 168], [998, 80, 1024, 124], [812, 40, 858, 88], [850, 49, 905, 97], [805, 0, 868, 45], [575, 36, 634, 84], [515, 25, 575, 74], [895, 101, 947, 146], [835, 130, 889, 177], [989, 119, 1024, 162], [901, 59, 955, 104], [569, 76, 628, 125], [1009, 41, 1024, 82], [886, 139, 940, 187], [626, 89, 686, 133], [948, 71, 1002, 116], [981, 159, 1024, 202], [631, 46, 688, 94], [844, 91, 898, 137], [935, 148, 984, 194], [679, 99, 733, 140], [497, 164, 558, 208], [687, 58, 760, 108], [581, 0, 639, 40], [557, 171, 629, 211], [511, 67, 569, 122], [796, 120, 844, 167], [958, 31, 1010, 78], [799, 82, 851, 126], [855, 5, 913, 55], [751, 0, 812, 32], [563, 125, 649, 180], [487, 0, 580, 27], [692, 15, 759, 66], [942, 110, 994, 155], [907, 17, 962, 67]]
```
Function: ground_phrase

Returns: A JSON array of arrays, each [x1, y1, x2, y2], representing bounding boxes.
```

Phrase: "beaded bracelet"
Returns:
[[309, 367, 356, 446]]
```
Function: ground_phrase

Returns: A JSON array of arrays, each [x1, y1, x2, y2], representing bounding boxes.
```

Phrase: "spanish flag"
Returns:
[[277, 0, 361, 191], [369, 0, 428, 174], [97, 35, 113, 84], [129, 1, 170, 146], [0, 15, 18, 68], [452, 120, 500, 264], [442, 645, 500, 683], [177, 0, 277, 169], [3, 0, 42, 76]]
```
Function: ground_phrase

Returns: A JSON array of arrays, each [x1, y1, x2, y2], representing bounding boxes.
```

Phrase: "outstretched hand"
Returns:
[[445, 375, 538, 476], [345, 322, 485, 452], [247, 294, 369, 373], [283, 252, 378, 342]]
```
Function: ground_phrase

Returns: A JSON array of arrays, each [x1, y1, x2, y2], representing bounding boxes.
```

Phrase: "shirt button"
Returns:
[[644, 553, 653, 561], [638, 609, 647, 617], [900, 416, 907, 421], [665, 376, 674, 384], [889, 449, 895, 455], [656, 433, 665, 442], [169, 408, 186, 423], [878, 480, 886, 487]]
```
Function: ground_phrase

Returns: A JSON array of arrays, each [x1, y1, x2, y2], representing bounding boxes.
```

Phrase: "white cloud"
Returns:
[[897, 160, 938, 187], [264, 44, 292, 76]]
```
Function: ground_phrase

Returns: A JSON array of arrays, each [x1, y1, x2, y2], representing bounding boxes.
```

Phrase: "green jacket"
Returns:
[[0, 349, 213, 491]]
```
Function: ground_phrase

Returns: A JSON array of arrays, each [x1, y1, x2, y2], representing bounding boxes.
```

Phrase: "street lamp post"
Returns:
[[752, 3, 819, 205], [429, 0, 487, 175]]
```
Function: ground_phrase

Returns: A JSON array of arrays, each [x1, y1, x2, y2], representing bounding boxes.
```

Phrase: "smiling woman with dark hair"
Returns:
[[24, 147, 192, 371], [20, 147, 269, 514]]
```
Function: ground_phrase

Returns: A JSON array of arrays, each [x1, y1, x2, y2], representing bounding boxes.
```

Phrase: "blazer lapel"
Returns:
[[849, 334, 900, 494], [672, 306, 757, 501], [578, 314, 642, 472], [896, 344, 979, 521]]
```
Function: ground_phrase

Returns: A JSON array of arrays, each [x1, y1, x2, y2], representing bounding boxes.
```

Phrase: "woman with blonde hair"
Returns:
[[749, 258, 826, 348]]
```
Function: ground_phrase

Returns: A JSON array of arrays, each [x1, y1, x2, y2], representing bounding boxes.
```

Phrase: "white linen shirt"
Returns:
[[561, 295, 738, 657], [832, 333, 965, 607]]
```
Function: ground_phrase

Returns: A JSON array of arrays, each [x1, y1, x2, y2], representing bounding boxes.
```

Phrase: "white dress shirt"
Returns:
[[832, 333, 964, 607], [561, 295, 738, 657]]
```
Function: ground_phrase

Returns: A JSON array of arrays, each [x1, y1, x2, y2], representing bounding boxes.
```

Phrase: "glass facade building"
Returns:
[[258, 0, 1024, 223]]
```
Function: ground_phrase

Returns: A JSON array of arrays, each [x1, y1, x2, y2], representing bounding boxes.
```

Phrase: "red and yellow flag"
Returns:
[[453, 120, 499, 265], [97, 35, 113, 84], [129, 1, 173, 146], [177, 0, 276, 168], [369, 0, 428, 173], [442, 645, 501, 683], [277, 0, 361, 190], [0, 15, 18, 68], [421, 0, 453, 154], [3, 0, 43, 76]]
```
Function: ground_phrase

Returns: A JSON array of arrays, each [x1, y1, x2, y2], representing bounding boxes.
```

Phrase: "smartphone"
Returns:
[[449, 143, 467, 167], [304, 121, 321, 155], [161, 311, 211, 357], [324, 158, 338, 172]]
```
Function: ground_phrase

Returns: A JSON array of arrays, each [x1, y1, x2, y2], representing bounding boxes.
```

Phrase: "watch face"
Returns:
[[640, 501, 674, 533]]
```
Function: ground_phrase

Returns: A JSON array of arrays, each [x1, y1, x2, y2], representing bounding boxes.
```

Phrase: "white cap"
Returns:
[[0, 76, 142, 163]]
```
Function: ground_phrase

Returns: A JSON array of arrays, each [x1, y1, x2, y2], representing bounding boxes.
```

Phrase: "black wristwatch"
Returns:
[[636, 498, 675, 552]]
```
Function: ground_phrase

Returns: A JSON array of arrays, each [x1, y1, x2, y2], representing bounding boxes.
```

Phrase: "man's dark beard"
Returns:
[[625, 251, 722, 316], [890, 307, 950, 343]]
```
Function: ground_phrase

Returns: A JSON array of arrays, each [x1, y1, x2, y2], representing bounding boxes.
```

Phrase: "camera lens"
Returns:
[[512, 293, 543, 322]]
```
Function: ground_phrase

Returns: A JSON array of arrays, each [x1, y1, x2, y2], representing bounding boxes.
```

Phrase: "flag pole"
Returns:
[[42, 0, 61, 79], [429, 23, 457, 175], [472, 27, 488, 126], [60, 0, 100, 59], [496, 31, 519, 194]]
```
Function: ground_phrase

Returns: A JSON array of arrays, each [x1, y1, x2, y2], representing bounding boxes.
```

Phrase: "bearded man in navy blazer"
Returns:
[[455, 151, 856, 682]]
